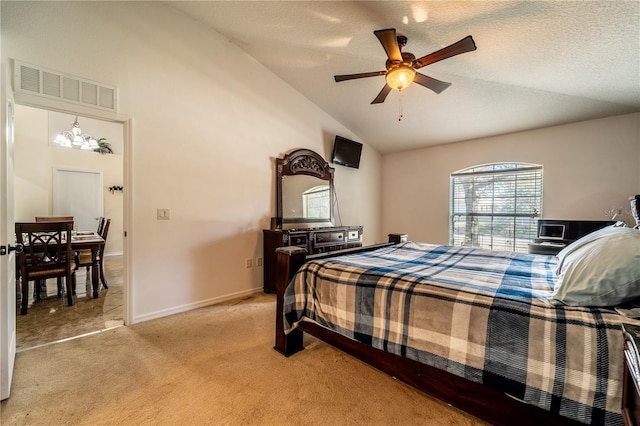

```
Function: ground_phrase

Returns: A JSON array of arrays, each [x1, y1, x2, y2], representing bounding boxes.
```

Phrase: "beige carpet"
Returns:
[[1, 293, 486, 425]]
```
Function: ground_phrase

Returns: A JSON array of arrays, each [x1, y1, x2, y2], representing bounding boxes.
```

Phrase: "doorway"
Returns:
[[14, 105, 125, 350]]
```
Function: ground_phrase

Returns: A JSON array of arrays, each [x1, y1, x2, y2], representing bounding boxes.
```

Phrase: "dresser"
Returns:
[[262, 225, 363, 293], [265, 148, 363, 292]]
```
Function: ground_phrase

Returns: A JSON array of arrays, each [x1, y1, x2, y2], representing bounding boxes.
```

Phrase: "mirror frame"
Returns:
[[275, 148, 334, 229]]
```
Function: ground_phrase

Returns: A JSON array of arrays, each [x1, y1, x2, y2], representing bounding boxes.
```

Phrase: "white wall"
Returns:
[[1, 2, 382, 322], [382, 112, 640, 244]]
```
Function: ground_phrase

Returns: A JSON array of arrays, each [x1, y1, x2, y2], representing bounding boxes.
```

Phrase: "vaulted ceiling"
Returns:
[[167, 1, 640, 154]]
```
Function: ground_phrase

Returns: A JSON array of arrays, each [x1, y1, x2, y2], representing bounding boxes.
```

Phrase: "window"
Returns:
[[450, 163, 542, 253]]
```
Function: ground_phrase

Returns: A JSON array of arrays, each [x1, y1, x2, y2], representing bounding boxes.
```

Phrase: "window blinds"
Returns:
[[450, 164, 542, 253]]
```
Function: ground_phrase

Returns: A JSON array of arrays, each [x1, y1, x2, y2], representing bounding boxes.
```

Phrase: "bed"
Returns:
[[274, 227, 640, 426]]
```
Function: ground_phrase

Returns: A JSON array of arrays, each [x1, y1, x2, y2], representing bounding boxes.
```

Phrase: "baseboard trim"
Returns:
[[131, 287, 264, 324]]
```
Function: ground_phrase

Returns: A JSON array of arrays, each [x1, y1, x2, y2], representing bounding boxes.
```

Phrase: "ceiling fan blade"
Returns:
[[414, 73, 451, 94], [334, 71, 386, 82], [413, 36, 476, 69], [371, 85, 392, 104], [374, 28, 402, 62]]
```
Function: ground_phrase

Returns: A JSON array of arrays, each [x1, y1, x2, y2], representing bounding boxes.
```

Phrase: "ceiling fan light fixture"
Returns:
[[385, 64, 415, 91], [334, 29, 476, 104]]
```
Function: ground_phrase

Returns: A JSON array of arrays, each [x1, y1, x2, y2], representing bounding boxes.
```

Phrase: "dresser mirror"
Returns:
[[275, 149, 334, 229]]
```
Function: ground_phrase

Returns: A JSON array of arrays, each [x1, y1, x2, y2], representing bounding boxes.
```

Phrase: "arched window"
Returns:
[[450, 163, 542, 253]]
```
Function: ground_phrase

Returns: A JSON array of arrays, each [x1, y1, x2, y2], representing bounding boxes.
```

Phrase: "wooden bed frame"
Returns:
[[274, 235, 584, 426]]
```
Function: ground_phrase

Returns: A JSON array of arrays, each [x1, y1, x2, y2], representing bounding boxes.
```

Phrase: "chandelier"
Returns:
[[53, 116, 100, 150]]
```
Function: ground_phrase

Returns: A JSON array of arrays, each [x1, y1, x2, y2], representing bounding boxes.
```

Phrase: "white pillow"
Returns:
[[554, 225, 618, 275], [551, 227, 640, 307]]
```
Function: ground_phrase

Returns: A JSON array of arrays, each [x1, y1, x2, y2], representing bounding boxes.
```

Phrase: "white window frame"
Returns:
[[449, 163, 543, 253]]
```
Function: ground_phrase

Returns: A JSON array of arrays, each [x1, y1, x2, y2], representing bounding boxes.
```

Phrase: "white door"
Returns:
[[53, 168, 103, 231], [1, 65, 17, 400]]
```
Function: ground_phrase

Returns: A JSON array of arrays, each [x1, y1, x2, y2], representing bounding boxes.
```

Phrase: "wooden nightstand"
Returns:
[[622, 324, 640, 425]]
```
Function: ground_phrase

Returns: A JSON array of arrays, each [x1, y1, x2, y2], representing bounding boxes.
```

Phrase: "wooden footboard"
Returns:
[[273, 234, 583, 426], [274, 237, 400, 356]]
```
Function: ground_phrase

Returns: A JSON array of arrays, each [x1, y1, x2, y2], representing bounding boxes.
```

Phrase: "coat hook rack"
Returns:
[[109, 185, 123, 193]]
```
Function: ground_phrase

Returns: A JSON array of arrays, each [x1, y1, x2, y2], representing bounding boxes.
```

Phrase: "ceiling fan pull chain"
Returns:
[[398, 90, 404, 121]]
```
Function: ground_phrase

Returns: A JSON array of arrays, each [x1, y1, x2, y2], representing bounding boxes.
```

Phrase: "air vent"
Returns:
[[42, 72, 60, 97], [19, 64, 40, 93], [14, 60, 117, 112], [82, 81, 98, 105], [63, 76, 80, 102]]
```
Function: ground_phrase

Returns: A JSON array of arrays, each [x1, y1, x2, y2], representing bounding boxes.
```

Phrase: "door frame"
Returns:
[[10, 99, 132, 328], [16, 102, 131, 319]]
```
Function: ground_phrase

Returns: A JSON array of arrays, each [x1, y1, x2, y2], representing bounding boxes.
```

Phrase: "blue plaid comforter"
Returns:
[[283, 242, 631, 425]]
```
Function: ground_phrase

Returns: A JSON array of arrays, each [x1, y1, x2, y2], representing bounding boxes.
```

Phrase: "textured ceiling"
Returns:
[[167, 1, 640, 154]]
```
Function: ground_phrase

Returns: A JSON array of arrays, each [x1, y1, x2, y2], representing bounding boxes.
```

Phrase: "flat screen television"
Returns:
[[331, 136, 362, 169]]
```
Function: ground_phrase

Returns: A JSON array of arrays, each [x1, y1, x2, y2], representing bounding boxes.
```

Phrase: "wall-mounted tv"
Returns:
[[331, 136, 362, 169]]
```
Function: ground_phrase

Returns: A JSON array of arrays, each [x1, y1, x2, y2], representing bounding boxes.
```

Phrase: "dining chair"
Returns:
[[75, 218, 110, 290], [34, 216, 74, 298], [15, 221, 76, 315]]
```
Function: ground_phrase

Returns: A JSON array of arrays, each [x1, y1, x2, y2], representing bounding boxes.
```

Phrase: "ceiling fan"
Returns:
[[334, 29, 476, 104]]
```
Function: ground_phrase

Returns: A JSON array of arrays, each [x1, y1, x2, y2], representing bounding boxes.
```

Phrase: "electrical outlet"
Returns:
[[256, 257, 263, 267], [246, 259, 253, 268], [157, 209, 170, 220]]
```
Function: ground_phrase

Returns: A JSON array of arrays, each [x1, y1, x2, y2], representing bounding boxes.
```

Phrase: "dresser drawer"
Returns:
[[286, 233, 307, 247], [314, 231, 345, 245], [314, 244, 345, 254]]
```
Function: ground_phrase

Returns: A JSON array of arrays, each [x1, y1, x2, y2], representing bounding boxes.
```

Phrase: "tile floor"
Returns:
[[15, 255, 123, 351]]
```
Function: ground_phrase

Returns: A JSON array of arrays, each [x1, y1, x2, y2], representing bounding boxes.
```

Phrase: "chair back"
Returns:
[[35, 216, 74, 223], [35, 216, 75, 232], [15, 222, 75, 282], [100, 219, 111, 241], [96, 217, 106, 235]]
